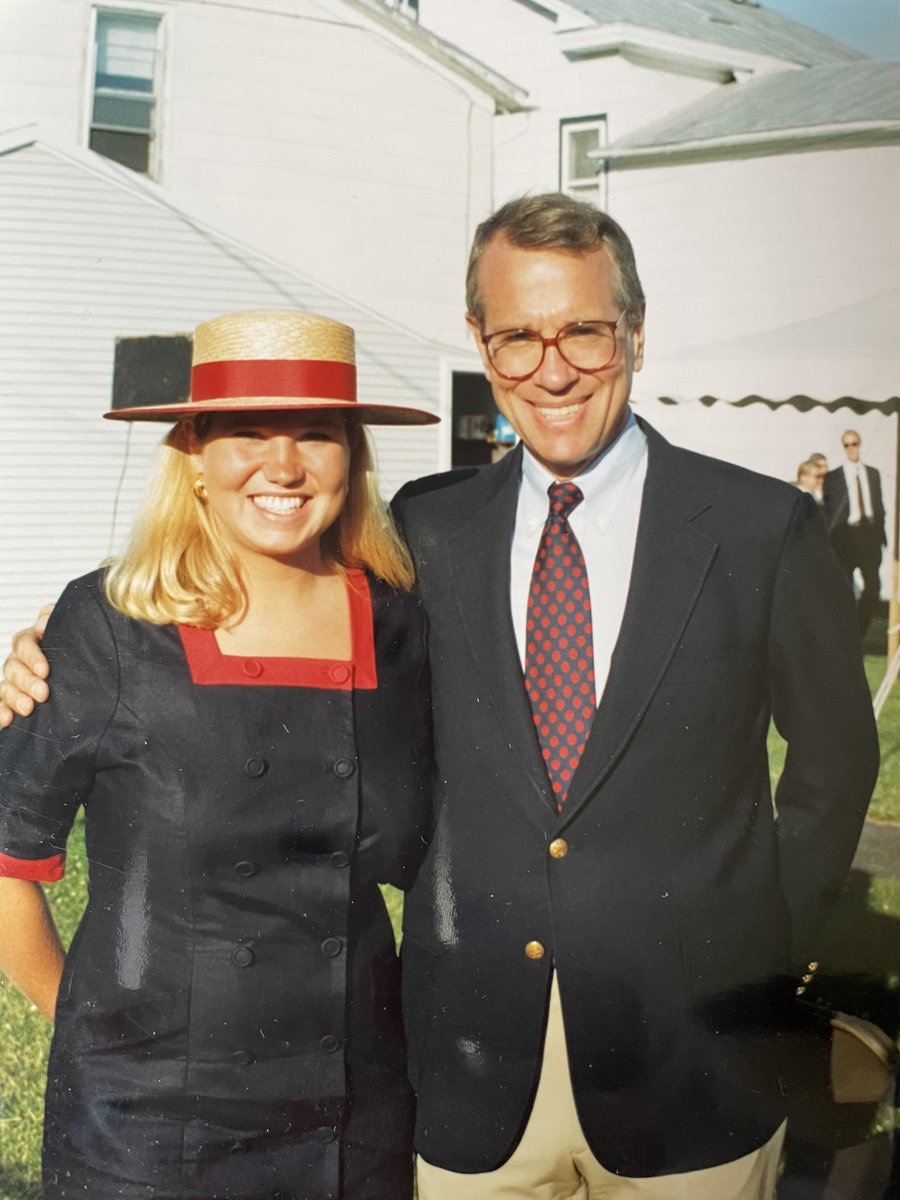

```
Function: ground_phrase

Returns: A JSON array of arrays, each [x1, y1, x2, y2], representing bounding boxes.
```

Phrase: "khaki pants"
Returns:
[[417, 974, 786, 1200]]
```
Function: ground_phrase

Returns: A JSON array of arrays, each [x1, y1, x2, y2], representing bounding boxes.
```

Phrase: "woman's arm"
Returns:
[[0, 877, 65, 1019]]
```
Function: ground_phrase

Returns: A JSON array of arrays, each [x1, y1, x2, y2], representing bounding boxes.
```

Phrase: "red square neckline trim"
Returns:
[[177, 569, 377, 690]]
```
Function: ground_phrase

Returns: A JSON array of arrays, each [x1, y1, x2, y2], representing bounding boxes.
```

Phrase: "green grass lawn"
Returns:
[[1, 643, 897, 1197]]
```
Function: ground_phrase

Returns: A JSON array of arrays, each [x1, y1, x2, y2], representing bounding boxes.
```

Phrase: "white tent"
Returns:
[[635, 285, 900, 677], [638, 286, 900, 408]]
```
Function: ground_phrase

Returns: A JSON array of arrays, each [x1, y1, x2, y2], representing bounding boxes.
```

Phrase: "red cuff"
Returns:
[[0, 851, 66, 882]]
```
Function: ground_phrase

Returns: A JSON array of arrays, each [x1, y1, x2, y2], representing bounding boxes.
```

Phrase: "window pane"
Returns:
[[569, 128, 600, 182], [91, 12, 159, 174], [89, 128, 150, 174], [95, 13, 158, 92], [92, 92, 153, 133]]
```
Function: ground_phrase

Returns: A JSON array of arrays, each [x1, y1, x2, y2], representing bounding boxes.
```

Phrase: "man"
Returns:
[[823, 431, 886, 635], [1, 195, 880, 1199]]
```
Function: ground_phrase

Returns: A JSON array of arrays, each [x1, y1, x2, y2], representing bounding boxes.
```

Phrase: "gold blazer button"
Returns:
[[524, 941, 545, 960], [548, 838, 569, 859]]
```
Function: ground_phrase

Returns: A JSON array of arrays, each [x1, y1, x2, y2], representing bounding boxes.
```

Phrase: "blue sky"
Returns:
[[766, 0, 900, 59]]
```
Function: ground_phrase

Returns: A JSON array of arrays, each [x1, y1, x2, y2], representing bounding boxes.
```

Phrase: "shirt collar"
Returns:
[[520, 409, 647, 531]]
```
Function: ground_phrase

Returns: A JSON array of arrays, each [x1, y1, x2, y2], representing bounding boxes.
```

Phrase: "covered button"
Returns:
[[232, 946, 255, 968], [242, 659, 263, 678], [329, 663, 351, 685]]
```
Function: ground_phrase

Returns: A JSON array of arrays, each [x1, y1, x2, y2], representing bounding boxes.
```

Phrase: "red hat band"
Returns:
[[191, 359, 357, 404]]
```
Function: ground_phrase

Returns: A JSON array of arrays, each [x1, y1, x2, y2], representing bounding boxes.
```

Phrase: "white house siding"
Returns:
[[0, 0, 496, 346], [616, 147, 900, 354], [418, 0, 763, 205], [0, 141, 443, 646]]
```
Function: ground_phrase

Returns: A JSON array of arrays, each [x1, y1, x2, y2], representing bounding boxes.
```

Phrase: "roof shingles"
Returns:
[[563, 0, 865, 67], [608, 61, 900, 151]]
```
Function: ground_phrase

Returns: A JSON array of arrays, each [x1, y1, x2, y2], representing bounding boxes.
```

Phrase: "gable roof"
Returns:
[[560, 0, 865, 68], [605, 61, 900, 161], [0, 136, 448, 641], [340, 0, 528, 110]]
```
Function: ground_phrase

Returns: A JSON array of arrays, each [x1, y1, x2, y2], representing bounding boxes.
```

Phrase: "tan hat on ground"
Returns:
[[103, 309, 439, 426]]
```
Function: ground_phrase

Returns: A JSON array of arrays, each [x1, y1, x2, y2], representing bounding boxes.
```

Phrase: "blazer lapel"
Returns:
[[447, 449, 558, 815], [561, 426, 719, 824]]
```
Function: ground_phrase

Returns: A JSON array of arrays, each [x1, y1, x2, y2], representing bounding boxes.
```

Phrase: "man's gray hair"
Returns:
[[466, 193, 646, 329]]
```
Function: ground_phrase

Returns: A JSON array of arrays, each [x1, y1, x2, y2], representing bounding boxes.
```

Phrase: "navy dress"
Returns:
[[0, 569, 432, 1200]]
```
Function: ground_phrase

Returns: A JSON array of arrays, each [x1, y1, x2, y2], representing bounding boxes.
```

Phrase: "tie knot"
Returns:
[[548, 481, 583, 521]]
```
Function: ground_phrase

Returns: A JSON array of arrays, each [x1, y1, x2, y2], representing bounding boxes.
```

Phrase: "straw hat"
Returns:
[[103, 309, 439, 426]]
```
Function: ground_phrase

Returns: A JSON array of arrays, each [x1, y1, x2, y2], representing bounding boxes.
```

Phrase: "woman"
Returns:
[[0, 309, 437, 1200]]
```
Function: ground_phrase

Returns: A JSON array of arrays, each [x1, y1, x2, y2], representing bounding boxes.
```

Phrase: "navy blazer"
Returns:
[[395, 420, 878, 1177], [823, 463, 887, 545]]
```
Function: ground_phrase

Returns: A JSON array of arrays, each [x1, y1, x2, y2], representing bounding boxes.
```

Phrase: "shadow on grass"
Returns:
[[780, 868, 899, 1199], [0, 1163, 41, 1200], [863, 612, 890, 662]]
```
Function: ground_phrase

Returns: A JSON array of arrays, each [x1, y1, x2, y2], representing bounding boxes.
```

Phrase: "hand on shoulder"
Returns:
[[0, 606, 54, 727]]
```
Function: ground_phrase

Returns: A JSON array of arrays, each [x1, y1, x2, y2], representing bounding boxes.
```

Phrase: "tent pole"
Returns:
[[889, 410, 900, 664]]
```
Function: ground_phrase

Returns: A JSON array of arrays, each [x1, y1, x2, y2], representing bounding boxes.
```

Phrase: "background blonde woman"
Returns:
[[0, 310, 436, 1200]]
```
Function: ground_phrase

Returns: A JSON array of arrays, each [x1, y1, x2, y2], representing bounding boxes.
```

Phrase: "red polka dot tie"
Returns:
[[525, 482, 596, 809]]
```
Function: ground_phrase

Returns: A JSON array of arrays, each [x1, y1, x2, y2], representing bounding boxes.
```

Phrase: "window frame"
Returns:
[[559, 113, 608, 207], [85, 3, 167, 178]]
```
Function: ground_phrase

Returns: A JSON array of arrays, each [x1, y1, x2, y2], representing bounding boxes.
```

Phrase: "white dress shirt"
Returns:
[[842, 460, 874, 525], [510, 410, 648, 704]]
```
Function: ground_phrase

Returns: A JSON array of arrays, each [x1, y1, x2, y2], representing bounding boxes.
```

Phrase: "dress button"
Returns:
[[320, 1034, 341, 1053], [329, 663, 351, 685], [548, 838, 568, 859], [314, 1126, 337, 1144], [232, 946, 255, 968], [229, 1049, 254, 1067], [242, 659, 263, 678], [524, 941, 545, 960], [234, 860, 259, 878], [243, 756, 268, 778], [321, 937, 344, 959], [330, 851, 350, 869], [333, 758, 356, 779]]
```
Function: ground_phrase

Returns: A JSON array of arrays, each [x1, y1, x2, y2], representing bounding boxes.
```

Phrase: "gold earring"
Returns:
[[192, 477, 208, 503]]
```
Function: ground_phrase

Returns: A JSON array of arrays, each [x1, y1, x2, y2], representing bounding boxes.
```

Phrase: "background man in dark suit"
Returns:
[[823, 430, 887, 634], [0, 196, 881, 1199]]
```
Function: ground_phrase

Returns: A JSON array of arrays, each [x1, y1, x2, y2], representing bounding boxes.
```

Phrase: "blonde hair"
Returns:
[[104, 414, 414, 628]]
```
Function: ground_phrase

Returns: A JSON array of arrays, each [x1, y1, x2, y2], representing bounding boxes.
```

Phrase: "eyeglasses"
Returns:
[[481, 315, 626, 381]]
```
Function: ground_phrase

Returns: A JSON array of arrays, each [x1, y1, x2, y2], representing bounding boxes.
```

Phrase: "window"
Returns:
[[90, 11, 160, 175], [382, 0, 419, 19], [559, 115, 607, 205]]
